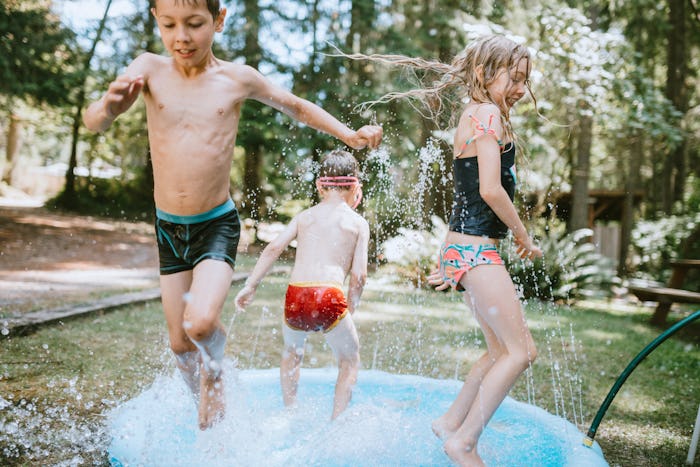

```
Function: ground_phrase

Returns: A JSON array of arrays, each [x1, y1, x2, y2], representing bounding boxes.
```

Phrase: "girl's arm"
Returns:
[[347, 218, 370, 314], [472, 106, 542, 259], [240, 65, 382, 149], [234, 217, 299, 309]]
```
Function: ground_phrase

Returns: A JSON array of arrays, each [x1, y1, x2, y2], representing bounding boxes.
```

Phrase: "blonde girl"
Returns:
[[353, 35, 542, 465]]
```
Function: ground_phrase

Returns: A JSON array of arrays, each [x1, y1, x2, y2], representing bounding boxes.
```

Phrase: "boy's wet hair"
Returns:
[[158, 0, 221, 19], [319, 150, 359, 190]]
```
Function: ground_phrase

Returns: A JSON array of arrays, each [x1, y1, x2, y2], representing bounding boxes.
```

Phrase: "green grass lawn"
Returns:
[[1, 257, 698, 466]]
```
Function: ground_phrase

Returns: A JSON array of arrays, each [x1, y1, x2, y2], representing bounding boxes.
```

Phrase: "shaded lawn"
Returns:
[[1, 258, 698, 466]]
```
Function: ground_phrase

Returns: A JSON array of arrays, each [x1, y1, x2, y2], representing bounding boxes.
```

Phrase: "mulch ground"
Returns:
[[0, 205, 159, 314]]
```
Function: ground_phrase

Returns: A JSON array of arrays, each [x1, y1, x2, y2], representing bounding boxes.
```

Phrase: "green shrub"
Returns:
[[379, 215, 446, 287], [629, 212, 700, 288], [505, 228, 620, 302], [49, 173, 154, 221]]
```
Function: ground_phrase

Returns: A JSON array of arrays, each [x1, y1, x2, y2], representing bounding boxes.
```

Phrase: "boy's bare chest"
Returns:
[[144, 74, 244, 124]]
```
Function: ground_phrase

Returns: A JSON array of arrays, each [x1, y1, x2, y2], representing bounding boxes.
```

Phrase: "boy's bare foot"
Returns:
[[443, 437, 485, 467], [198, 368, 225, 430], [431, 417, 457, 440]]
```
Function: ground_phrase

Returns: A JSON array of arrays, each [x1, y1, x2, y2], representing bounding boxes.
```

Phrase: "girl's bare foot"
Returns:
[[431, 417, 457, 440], [198, 369, 225, 430], [443, 436, 485, 467]]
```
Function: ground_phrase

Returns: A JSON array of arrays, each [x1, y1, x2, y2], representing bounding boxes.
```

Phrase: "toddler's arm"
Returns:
[[347, 218, 370, 313], [235, 217, 299, 310]]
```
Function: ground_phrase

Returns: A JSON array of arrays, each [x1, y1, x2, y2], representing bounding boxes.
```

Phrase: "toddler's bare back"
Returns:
[[289, 201, 364, 285]]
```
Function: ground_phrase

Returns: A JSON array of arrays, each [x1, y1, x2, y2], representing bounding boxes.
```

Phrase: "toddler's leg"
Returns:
[[443, 265, 537, 466], [184, 259, 234, 430], [281, 325, 307, 407], [325, 315, 360, 419]]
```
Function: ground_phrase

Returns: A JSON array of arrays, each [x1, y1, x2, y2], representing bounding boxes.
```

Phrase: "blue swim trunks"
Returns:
[[155, 199, 240, 275]]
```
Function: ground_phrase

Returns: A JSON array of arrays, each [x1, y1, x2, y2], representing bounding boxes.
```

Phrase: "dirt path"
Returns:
[[0, 205, 160, 315]]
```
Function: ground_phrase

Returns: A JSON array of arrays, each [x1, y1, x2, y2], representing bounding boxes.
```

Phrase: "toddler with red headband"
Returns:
[[235, 149, 368, 419]]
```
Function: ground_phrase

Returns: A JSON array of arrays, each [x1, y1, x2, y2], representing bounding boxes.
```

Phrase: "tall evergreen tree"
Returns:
[[60, 0, 114, 205], [0, 0, 78, 185]]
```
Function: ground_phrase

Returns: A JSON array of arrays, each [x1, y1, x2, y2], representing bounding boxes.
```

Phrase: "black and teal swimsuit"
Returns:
[[155, 198, 240, 275], [448, 142, 517, 239]]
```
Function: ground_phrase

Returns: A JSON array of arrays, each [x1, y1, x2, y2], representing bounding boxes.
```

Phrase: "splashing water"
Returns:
[[1, 378, 112, 464]]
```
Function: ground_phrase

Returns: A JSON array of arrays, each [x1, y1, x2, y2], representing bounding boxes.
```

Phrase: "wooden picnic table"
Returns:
[[629, 259, 700, 326], [667, 259, 700, 289]]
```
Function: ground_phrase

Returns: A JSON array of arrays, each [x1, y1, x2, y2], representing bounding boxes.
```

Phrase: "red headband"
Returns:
[[317, 176, 359, 187], [317, 176, 362, 209]]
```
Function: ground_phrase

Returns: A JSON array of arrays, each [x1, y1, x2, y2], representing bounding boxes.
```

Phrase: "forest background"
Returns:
[[2, 0, 700, 289]]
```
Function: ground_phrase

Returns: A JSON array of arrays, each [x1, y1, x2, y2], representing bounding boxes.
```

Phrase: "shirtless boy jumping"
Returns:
[[235, 150, 368, 419], [83, 0, 381, 430]]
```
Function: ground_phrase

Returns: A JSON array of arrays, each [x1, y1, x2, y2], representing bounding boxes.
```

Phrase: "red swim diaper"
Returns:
[[284, 282, 348, 332]]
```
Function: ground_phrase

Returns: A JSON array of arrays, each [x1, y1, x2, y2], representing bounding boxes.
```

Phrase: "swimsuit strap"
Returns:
[[317, 176, 363, 209], [459, 113, 504, 153]]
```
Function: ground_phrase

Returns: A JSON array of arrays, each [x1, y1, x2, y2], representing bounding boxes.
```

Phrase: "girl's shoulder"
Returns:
[[455, 103, 506, 153], [467, 102, 502, 121], [467, 103, 504, 137]]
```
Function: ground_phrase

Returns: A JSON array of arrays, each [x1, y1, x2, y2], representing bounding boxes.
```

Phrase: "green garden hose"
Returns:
[[583, 309, 700, 447]]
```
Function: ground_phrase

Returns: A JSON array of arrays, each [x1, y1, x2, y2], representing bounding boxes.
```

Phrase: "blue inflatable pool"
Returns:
[[108, 366, 608, 466]]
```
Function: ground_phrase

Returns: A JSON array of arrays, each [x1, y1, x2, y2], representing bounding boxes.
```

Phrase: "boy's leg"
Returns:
[[185, 259, 234, 429], [160, 270, 200, 397], [280, 325, 307, 407], [324, 314, 360, 419]]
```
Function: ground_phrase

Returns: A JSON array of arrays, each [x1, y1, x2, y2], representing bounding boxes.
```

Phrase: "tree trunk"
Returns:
[[63, 0, 113, 205], [241, 0, 263, 219], [2, 114, 22, 186], [662, 0, 688, 213], [619, 130, 641, 276], [415, 0, 455, 227], [569, 113, 592, 231], [142, 0, 157, 197]]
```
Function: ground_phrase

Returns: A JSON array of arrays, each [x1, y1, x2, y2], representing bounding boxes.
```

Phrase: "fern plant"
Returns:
[[504, 228, 620, 302]]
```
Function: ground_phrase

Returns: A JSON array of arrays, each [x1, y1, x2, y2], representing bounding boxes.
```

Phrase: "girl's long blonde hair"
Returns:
[[342, 34, 536, 141]]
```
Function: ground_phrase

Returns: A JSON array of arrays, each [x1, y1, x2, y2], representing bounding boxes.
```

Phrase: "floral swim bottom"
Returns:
[[439, 243, 504, 291]]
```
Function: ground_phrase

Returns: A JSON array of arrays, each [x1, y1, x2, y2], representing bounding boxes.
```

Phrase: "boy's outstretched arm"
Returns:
[[234, 217, 299, 310], [347, 219, 370, 314], [83, 75, 144, 132], [83, 55, 150, 133], [240, 66, 383, 150]]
